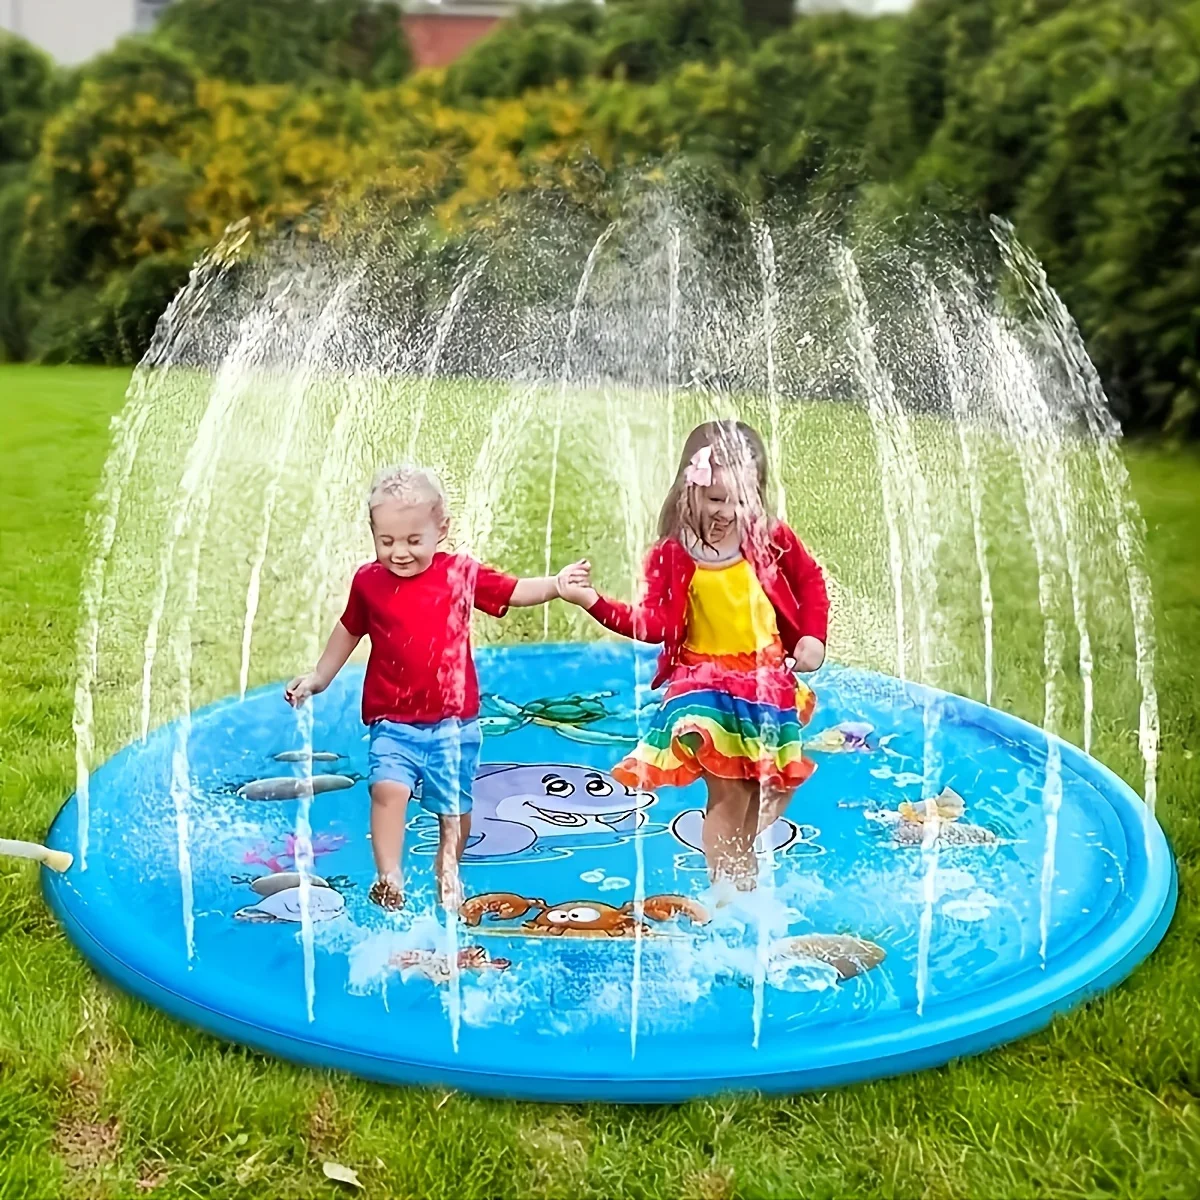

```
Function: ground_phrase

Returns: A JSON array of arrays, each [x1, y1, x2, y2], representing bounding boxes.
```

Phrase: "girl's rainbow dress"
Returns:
[[611, 558, 816, 793]]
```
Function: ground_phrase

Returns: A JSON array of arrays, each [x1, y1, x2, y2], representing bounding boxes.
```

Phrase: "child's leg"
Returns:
[[426, 718, 482, 913], [366, 720, 423, 910], [754, 784, 794, 836], [435, 813, 471, 910], [369, 780, 412, 909], [703, 776, 758, 886]]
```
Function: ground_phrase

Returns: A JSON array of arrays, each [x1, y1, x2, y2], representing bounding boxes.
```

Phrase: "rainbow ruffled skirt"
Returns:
[[611, 655, 817, 793]]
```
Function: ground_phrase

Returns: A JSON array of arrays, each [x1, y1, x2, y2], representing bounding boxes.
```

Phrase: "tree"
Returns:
[[445, 4, 600, 102], [153, 0, 411, 87], [601, 0, 750, 82], [741, 0, 796, 35], [0, 34, 61, 171]]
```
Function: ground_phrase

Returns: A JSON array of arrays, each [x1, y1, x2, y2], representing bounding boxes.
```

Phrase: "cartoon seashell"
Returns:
[[772, 934, 886, 981]]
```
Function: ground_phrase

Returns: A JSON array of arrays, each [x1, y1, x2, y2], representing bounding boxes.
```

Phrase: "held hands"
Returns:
[[556, 559, 598, 609], [284, 672, 325, 708], [793, 636, 826, 673]]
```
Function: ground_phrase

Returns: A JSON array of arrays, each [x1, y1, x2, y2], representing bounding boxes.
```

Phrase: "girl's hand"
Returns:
[[556, 559, 598, 609], [284, 673, 322, 707], [793, 636, 826, 673]]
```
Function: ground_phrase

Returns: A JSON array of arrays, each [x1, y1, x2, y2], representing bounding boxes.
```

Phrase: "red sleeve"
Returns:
[[338, 566, 370, 637], [777, 524, 830, 644], [472, 561, 519, 618], [587, 541, 687, 646]]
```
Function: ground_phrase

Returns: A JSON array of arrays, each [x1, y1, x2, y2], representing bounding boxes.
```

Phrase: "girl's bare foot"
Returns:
[[369, 875, 405, 910]]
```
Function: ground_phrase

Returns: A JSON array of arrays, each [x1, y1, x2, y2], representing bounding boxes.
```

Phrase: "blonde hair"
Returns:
[[368, 464, 448, 524], [658, 420, 771, 544]]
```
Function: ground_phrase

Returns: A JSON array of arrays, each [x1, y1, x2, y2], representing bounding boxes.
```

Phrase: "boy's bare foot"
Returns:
[[369, 876, 405, 910], [437, 871, 465, 914]]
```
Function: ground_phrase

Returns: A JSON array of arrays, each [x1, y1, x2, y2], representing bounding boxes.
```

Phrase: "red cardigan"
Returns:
[[587, 520, 830, 689]]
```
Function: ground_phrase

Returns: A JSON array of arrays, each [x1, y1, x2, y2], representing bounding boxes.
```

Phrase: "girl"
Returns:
[[558, 421, 828, 889]]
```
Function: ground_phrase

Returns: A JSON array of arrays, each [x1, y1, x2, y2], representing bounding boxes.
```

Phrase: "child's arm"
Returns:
[[557, 544, 685, 645], [285, 622, 361, 707], [508, 560, 590, 607], [776, 524, 829, 671]]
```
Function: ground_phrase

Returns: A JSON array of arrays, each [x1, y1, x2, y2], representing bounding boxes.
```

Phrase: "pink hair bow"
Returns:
[[684, 445, 713, 488]]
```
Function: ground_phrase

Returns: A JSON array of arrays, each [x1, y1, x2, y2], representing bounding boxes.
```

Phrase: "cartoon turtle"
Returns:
[[864, 787, 998, 846], [479, 690, 646, 745], [460, 891, 710, 937]]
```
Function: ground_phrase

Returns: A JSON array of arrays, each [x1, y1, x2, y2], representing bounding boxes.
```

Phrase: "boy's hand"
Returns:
[[284, 673, 322, 707], [793, 636, 826, 673], [555, 559, 598, 609]]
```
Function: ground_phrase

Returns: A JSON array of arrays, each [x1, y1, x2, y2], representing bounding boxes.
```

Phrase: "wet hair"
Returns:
[[368, 464, 448, 525], [657, 420, 771, 545]]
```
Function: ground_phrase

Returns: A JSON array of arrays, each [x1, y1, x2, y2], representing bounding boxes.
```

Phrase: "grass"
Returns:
[[0, 362, 1198, 1199]]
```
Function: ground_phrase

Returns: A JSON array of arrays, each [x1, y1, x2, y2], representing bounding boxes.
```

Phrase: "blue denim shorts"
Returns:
[[367, 717, 482, 817]]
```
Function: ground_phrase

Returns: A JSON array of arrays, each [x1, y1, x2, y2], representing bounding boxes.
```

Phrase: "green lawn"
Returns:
[[0, 363, 1198, 1200]]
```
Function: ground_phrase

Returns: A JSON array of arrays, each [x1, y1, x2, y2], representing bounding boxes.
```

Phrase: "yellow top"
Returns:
[[683, 558, 780, 656]]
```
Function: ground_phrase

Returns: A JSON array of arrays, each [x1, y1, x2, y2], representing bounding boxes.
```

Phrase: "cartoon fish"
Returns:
[[864, 787, 999, 846], [237, 774, 355, 801], [273, 750, 343, 763], [806, 721, 875, 753], [454, 763, 658, 861], [234, 871, 347, 923]]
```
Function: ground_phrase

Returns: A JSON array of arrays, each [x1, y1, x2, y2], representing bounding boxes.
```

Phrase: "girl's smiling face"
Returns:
[[370, 497, 447, 577], [692, 465, 747, 548]]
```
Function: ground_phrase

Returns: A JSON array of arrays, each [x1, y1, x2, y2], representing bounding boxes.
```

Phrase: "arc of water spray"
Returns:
[[992, 223, 1158, 813], [958, 275, 1093, 753], [238, 269, 364, 700], [666, 224, 681, 467], [752, 222, 787, 519], [72, 235, 246, 870], [603, 399, 655, 1058], [834, 245, 911, 680], [139, 296, 285, 743], [835, 242, 943, 1013], [543, 223, 618, 638], [923, 281, 996, 706], [981, 313, 1069, 967], [139, 285, 291, 960], [406, 258, 489, 461], [243, 272, 364, 1020]]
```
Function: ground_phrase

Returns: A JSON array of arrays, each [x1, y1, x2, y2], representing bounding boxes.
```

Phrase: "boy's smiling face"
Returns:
[[370, 497, 447, 578]]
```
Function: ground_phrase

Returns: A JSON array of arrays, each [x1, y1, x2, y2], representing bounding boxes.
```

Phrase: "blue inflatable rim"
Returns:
[[42, 644, 1178, 1102]]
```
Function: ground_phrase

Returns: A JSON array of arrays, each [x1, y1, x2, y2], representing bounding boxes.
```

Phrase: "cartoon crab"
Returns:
[[390, 945, 511, 984], [459, 891, 710, 937]]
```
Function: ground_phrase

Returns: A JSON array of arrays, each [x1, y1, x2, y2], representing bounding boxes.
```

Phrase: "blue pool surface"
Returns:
[[44, 643, 1176, 1101]]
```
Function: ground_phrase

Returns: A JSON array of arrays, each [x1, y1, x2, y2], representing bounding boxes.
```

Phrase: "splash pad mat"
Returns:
[[45, 644, 1175, 1101]]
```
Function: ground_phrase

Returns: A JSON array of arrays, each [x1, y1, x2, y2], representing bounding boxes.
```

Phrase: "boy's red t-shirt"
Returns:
[[338, 554, 518, 726]]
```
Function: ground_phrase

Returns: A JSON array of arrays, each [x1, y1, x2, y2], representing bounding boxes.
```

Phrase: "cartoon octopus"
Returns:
[[459, 891, 710, 937]]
